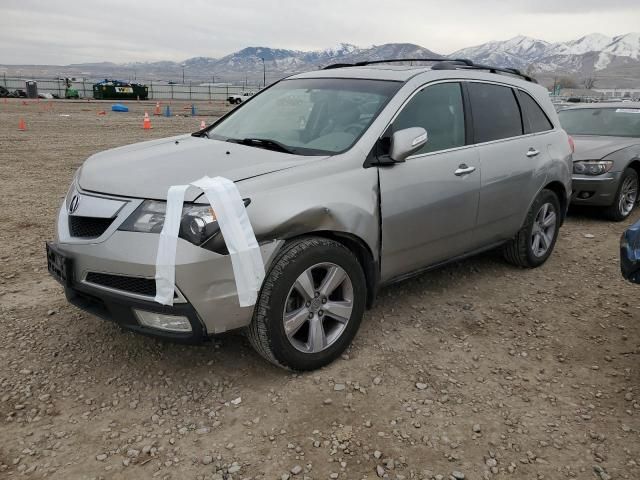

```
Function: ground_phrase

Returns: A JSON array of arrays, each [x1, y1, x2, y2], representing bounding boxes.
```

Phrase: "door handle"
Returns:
[[454, 164, 476, 176], [526, 148, 540, 157]]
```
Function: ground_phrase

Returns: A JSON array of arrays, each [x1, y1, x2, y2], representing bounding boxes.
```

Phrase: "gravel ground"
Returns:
[[1, 99, 639, 480]]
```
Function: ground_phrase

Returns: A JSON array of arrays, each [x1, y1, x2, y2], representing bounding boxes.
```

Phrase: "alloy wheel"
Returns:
[[619, 175, 638, 217], [282, 263, 353, 354], [531, 202, 557, 257]]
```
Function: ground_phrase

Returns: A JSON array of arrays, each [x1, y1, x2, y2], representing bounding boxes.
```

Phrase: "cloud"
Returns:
[[1, 0, 639, 64]]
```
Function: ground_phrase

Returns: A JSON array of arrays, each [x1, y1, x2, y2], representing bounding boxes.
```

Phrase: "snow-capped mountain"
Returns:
[[205, 43, 440, 77], [6, 34, 639, 88], [451, 32, 640, 74], [545, 33, 612, 56], [451, 36, 550, 69]]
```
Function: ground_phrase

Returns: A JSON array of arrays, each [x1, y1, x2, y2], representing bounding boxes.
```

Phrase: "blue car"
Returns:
[[621, 218, 640, 283]]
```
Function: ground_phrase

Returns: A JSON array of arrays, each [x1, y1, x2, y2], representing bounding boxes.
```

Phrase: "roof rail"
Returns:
[[457, 63, 536, 83], [354, 58, 473, 67], [322, 58, 472, 69], [322, 58, 537, 83]]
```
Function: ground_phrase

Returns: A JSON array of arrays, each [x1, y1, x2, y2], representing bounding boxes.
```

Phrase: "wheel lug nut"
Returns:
[[318, 310, 323, 316], [314, 291, 320, 298], [308, 312, 314, 319], [321, 298, 327, 304], [306, 301, 311, 307]]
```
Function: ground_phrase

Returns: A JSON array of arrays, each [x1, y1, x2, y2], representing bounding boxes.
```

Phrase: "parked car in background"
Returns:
[[620, 218, 640, 283], [553, 102, 574, 112], [47, 59, 572, 370], [227, 91, 255, 104], [558, 102, 640, 220]]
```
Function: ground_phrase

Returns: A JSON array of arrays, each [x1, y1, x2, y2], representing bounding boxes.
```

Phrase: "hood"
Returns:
[[572, 135, 640, 161], [78, 134, 325, 201]]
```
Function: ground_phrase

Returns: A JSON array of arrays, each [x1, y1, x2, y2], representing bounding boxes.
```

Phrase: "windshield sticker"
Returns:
[[615, 108, 640, 114]]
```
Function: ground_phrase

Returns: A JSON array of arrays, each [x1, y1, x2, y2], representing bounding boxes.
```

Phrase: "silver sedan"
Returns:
[[559, 102, 640, 220]]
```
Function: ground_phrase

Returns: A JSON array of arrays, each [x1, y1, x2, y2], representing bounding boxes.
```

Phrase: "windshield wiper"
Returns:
[[226, 137, 297, 154]]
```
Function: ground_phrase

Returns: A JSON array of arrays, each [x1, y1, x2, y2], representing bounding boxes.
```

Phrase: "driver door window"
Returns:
[[392, 82, 466, 155]]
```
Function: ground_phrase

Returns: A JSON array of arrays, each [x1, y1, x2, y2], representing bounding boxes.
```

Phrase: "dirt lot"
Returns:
[[1, 99, 639, 480]]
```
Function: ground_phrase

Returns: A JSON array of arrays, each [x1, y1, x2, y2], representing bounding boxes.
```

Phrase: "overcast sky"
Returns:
[[1, 0, 639, 64]]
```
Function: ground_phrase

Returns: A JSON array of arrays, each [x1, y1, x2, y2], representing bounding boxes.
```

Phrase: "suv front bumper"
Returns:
[[64, 278, 207, 343], [49, 190, 281, 340]]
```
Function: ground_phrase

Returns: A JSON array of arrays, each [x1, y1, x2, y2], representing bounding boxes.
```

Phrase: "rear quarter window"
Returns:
[[518, 90, 554, 133], [467, 82, 523, 143]]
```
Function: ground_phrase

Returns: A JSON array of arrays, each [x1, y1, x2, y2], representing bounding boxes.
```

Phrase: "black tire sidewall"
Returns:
[[523, 190, 561, 267], [263, 241, 366, 370]]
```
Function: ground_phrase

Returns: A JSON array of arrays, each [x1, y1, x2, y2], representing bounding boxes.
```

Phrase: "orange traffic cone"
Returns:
[[18, 118, 26, 131], [153, 102, 161, 115], [143, 112, 152, 130], [200, 120, 206, 129]]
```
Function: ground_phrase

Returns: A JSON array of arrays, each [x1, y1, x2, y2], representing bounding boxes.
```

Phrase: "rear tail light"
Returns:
[[568, 135, 575, 154]]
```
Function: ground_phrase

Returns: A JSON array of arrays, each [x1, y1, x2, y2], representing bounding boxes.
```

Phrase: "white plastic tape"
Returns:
[[154, 176, 265, 307]]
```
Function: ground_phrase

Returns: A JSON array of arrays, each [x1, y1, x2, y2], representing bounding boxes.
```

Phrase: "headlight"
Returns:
[[119, 199, 250, 250], [573, 160, 613, 176]]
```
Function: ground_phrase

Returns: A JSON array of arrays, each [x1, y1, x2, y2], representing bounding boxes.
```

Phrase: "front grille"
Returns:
[[85, 272, 157, 297], [69, 216, 114, 238]]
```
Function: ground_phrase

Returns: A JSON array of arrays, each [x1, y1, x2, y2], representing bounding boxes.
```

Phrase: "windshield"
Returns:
[[207, 78, 401, 155], [558, 107, 640, 137]]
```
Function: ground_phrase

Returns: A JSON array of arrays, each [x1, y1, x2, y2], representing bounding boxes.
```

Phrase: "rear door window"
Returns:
[[518, 90, 554, 133], [468, 82, 523, 143]]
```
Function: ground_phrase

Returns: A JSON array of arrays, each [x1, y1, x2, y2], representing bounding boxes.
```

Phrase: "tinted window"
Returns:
[[518, 91, 553, 133], [558, 108, 640, 138], [392, 82, 465, 154], [468, 83, 523, 142]]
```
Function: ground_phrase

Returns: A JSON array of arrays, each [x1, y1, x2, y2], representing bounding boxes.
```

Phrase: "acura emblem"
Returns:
[[69, 194, 80, 214]]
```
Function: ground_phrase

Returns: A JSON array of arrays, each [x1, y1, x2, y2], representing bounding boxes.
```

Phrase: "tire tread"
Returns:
[[246, 236, 358, 370], [503, 189, 560, 268]]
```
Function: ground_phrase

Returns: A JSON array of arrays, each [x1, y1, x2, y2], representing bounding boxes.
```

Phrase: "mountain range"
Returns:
[[2, 34, 639, 88]]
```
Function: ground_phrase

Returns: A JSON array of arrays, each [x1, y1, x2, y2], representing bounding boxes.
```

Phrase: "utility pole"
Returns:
[[261, 57, 266, 88]]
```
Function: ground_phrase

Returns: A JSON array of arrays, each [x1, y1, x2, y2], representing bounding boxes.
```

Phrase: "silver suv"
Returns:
[[47, 59, 572, 370]]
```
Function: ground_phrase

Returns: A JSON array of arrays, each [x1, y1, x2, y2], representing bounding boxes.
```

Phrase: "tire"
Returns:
[[246, 236, 366, 371], [503, 189, 561, 268], [604, 167, 638, 222]]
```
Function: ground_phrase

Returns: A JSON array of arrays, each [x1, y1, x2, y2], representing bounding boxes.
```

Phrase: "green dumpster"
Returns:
[[93, 80, 149, 100]]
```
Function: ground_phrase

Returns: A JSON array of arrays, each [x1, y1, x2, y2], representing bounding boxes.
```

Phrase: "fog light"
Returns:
[[578, 191, 594, 199], [134, 310, 192, 332]]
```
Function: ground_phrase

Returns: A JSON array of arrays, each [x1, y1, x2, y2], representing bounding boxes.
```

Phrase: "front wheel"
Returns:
[[503, 189, 561, 268], [604, 167, 638, 221], [246, 237, 366, 371]]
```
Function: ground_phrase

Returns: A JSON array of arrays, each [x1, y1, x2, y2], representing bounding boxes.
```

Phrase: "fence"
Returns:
[[1, 75, 255, 101]]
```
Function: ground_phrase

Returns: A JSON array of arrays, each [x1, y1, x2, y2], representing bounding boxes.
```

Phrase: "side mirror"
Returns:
[[389, 127, 428, 162]]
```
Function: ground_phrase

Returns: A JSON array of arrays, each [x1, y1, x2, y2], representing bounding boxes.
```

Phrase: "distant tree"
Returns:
[[556, 75, 578, 89], [524, 63, 537, 77], [582, 76, 596, 89]]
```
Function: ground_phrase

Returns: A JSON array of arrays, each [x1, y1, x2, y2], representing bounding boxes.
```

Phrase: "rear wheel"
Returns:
[[247, 237, 366, 370], [604, 167, 638, 221], [504, 189, 561, 268]]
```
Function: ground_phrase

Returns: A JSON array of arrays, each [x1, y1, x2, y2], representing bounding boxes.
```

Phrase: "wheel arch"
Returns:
[[542, 181, 568, 225], [626, 159, 640, 180]]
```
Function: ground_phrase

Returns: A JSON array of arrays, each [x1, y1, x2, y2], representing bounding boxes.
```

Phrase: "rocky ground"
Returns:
[[0, 99, 639, 480]]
